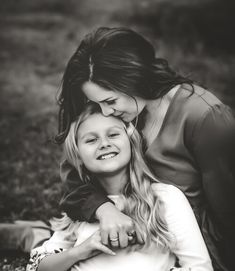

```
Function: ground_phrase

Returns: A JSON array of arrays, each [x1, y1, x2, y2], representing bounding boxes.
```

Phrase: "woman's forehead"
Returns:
[[82, 81, 114, 102]]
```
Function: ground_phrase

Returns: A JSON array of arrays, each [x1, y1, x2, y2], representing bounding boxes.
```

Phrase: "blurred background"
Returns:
[[0, 0, 235, 268]]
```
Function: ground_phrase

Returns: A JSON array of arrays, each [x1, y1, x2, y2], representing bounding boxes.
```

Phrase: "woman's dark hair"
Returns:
[[55, 27, 192, 144]]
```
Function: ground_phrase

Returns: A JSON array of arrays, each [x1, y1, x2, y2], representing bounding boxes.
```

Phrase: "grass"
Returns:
[[0, 0, 234, 269]]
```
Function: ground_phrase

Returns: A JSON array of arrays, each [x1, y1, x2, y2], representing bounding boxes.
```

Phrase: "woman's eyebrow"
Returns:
[[99, 97, 114, 103]]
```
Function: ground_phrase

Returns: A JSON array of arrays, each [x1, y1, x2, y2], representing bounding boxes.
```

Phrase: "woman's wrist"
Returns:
[[95, 202, 115, 221]]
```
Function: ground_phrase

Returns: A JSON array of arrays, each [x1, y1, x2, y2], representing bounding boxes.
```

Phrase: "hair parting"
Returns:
[[55, 27, 193, 144]]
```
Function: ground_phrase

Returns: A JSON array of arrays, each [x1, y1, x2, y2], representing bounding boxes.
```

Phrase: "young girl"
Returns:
[[57, 27, 235, 271], [27, 103, 213, 271]]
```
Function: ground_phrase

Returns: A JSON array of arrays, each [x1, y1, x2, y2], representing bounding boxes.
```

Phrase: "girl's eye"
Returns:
[[109, 133, 119, 138], [106, 99, 116, 105], [85, 138, 97, 144]]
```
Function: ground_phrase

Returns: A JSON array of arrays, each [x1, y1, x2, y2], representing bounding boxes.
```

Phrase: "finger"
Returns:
[[96, 243, 116, 256], [109, 230, 119, 248], [127, 234, 135, 245], [109, 238, 119, 248], [118, 228, 128, 248], [100, 229, 109, 246], [126, 219, 134, 232]]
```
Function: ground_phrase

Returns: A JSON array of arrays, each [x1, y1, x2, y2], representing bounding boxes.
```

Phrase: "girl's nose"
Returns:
[[99, 137, 111, 149], [100, 104, 114, 116]]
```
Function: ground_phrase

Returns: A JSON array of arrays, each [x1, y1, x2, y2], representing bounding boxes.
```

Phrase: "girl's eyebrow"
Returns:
[[79, 132, 96, 140], [79, 125, 124, 140], [108, 126, 124, 131]]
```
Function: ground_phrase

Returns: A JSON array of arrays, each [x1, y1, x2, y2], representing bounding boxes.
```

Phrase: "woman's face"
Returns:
[[82, 81, 146, 122], [77, 113, 131, 175]]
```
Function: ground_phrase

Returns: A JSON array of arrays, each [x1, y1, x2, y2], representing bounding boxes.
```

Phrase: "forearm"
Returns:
[[95, 201, 115, 220], [60, 159, 111, 221], [38, 247, 84, 271], [60, 187, 111, 221]]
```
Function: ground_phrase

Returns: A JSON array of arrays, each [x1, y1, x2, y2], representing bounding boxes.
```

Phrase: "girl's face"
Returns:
[[82, 81, 146, 122], [77, 113, 131, 175]]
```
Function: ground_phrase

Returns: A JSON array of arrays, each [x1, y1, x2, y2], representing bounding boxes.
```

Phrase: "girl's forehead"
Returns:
[[78, 113, 125, 134]]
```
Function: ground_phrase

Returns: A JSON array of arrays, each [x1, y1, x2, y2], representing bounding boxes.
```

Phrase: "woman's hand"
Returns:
[[95, 202, 143, 248]]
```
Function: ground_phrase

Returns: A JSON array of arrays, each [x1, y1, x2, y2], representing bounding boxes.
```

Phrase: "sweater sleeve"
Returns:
[[192, 104, 235, 270], [59, 159, 111, 222], [191, 104, 235, 268], [153, 183, 213, 271]]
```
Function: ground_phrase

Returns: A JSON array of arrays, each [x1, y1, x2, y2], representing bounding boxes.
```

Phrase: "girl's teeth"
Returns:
[[101, 153, 116, 160]]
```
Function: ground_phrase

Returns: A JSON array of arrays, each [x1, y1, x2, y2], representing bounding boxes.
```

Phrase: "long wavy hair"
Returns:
[[59, 103, 173, 251], [55, 27, 192, 144]]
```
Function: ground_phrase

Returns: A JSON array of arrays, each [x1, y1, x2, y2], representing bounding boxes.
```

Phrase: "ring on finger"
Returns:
[[110, 237, 119, 242], [128, 235, 134, 241], [127, 230, 136, 237]]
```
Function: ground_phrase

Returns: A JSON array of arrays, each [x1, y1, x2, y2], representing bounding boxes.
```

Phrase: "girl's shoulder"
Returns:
[[151, 183, 186, 205], [151, 183, 194, 223]]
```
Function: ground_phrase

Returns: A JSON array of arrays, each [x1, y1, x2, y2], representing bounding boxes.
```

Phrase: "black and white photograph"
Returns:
[[0, 0, 235, 270]]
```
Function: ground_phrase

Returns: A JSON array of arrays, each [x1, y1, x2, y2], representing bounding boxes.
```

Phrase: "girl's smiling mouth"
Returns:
[[97, 152, 119, 160]]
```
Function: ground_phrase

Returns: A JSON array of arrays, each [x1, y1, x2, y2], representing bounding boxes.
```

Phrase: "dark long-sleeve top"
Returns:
[[60, 84, 235, 270]]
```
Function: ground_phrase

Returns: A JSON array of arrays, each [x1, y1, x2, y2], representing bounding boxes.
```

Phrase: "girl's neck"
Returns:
[[97, 168, 128, 195]]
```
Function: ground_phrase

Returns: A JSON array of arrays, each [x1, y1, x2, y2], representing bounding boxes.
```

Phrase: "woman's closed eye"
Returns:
[[105, 99, 116, 105]]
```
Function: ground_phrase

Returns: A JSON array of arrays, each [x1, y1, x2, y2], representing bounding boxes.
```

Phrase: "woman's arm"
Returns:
[[192, 105, 235, 270], [60, 159, 110, 221], [153, 183, 213, 271], [60, 160, 136, 248]]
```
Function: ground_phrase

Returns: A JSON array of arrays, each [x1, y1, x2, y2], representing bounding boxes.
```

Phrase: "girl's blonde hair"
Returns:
[[64, 103, 173, 251]]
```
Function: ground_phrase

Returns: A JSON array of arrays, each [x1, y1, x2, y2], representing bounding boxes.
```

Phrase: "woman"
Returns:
[[27, 104, 213, 271], [57, 27, 235, 270]]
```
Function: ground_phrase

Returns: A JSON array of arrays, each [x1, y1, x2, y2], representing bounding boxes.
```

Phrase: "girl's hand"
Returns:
[[96, 202, 144, 248], [72, 230, 115, 262], [37, 230, 115, 271]]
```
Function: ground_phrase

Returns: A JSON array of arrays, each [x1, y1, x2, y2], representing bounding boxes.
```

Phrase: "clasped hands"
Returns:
[[96, 202, 144, 249]]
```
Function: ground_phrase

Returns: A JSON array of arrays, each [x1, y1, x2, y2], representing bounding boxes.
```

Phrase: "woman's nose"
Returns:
[[100, 104, 114, 116]]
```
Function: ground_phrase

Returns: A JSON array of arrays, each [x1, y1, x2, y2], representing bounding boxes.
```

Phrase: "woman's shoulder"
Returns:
[[181, 84, 222, 108], [180, 85, 219, 115], [178, 84, 231, 127]]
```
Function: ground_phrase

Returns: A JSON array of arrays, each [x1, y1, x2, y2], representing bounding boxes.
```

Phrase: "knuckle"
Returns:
[[106, 224, 116, 231], [100, 225, 109, 232], [117, 224, 123, 230], [102, 239, 109, 245]]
